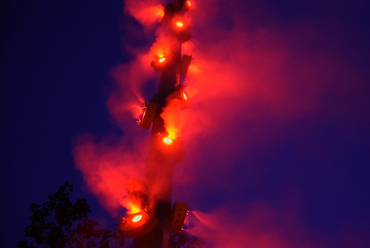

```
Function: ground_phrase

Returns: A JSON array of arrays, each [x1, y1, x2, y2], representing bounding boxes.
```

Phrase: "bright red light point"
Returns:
[[176, 22, 184, 27], [158, 57, 166, 63], [182, 92, 187, 100], [163, 137, 173, 144], [187, 1, 191, 7], [132, 214, 142, 223]]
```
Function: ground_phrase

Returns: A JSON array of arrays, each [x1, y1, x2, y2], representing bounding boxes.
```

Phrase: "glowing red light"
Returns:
[[163, 137, 173, 144], [182, 92, 187, 100], [158, 57, 166, 63], [132, 214, 142, 223], [176, 22, 184, 27], [187, 1, 191, 7]]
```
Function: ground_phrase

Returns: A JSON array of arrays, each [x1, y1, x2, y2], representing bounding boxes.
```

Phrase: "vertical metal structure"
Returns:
[[134, 1, 189, 247]]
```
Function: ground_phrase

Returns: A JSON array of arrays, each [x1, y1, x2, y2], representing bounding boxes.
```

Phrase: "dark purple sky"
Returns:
[[1, 0, 370, 247]]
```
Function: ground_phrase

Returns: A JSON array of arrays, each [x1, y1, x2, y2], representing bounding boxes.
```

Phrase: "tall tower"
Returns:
[[122, 1, 193, 247]]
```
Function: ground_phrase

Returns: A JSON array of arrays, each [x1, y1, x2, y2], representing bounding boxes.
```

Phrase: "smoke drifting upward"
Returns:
[[73, 133, 148, 215], [73, 0, 172, 216], [168, 0, 349, 187], [124, 0, 164, 27], [107, 54, 155, 130], [73, 0, 367, 246]]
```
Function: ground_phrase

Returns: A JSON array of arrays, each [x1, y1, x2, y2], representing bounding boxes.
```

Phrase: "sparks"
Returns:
[[132, 214, 143, 223], [163, 137, 173, 144]]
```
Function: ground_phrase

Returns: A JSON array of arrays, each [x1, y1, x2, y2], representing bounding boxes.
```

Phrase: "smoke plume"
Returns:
[[72, 0, 366, 246], [186, 203, 313, 248]]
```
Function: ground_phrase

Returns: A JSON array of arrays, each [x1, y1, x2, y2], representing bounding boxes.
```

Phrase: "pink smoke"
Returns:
[[73, 133, 149, 215], [72, 0, 361, 245], [186, 203, 313, 248]]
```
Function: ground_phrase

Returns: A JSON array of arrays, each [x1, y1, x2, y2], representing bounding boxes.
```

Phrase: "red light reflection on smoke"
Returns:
[[73, 0, 359, 246]]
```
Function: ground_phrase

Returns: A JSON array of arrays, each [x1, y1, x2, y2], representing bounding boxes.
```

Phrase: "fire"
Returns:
[[158, 57, 166, 63], [182, 92, 187, 100], [132, 214, 143, 223], [163, 137, 173, 144], [150, 35, 173, 61], [126, 201, 142, 214]]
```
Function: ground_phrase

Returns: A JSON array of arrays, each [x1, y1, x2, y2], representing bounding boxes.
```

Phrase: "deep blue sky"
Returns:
[[1, 1, 127, 246], [1, 0, 370, 247]]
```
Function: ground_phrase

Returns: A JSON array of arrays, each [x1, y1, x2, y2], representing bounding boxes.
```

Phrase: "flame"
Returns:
[[163, 137, 173, 144], [161, 97, 182, 142], [132, 214, 143, 222], [127, 201, 142, 214], [150, 36, 172, 59], [158, 57, 166, 63], [182, 92, 187, 100]]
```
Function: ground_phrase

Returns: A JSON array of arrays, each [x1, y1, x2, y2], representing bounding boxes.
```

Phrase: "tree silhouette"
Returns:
[[169, 232, 204, 248], [17, 182, 204, 248], [16, 182, 127, 248]]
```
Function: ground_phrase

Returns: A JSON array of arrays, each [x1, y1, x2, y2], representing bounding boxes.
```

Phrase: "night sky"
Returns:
[[1, 0, 370, 247]]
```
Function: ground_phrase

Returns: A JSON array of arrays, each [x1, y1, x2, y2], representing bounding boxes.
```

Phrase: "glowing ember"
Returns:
[[158, 57, 166, 63], [132, 214, 143, 223], [182, 92, 187, 100], [163, 137, 173, 144], [176, 22, 184, 27], [187, 1, 191, 7]]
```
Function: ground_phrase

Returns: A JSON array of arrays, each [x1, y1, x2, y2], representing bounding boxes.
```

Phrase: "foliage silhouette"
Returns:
[[169, 232, 205, 248], [16, 182, 126, 248], [17, 182, 204, 248]]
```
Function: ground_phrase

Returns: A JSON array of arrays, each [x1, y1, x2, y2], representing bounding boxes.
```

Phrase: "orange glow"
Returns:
[[158, 9, 165, 19], [176, 22, 184, 27], [158, 57, 166, 63], [187, 1, 191, 7], [163, 137, 173, 144], [182, 92, 187, 100], [127, 202, 142, 214], [127, 5, 165, 26], [150, 36, 172, 60], [132, 214, 143, 222]]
